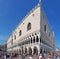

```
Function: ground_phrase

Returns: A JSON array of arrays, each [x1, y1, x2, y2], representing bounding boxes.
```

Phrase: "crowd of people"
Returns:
[[21, 53, 53, 59], [0, 53, 56, 59]]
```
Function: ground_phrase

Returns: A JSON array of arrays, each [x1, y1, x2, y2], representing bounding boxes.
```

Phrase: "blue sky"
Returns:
[[0, 0, 60, 48]]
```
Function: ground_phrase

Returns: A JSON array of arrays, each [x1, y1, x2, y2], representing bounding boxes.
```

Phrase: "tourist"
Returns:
[[29, 55, 33, 59], [41, 54, 45, 59], [47, 56, 52, 59], [36, 55, 39, 59], [39, 54, 42, 59], [9, 55, 12, 59], [22, 53, 25, 59], [4, 54, 6, 59]]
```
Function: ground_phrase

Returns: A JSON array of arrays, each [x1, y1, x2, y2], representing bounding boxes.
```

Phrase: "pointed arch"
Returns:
[[33, 46, 38, 55], [29, 47, 32, 55]]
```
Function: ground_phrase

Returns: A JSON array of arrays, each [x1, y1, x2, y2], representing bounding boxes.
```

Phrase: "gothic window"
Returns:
[[33, 37, 35, 43], [19, 30, 22, 36], [11, 39, 13, 44], [14, 35, 16, 40], [44, 25, 46, 32], [40, 38, 41, 43], [31, 37, 32, 43], [27, 22, 31, 31], [36, 36, 39, 42]]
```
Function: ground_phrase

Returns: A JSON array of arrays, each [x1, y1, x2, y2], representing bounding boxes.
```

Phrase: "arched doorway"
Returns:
[[40, 48, 42, 54], [29, 47, 32, 55], [19, 49, 21, 55], [25, 48, 27, 54], [33, 47, 38, 55]]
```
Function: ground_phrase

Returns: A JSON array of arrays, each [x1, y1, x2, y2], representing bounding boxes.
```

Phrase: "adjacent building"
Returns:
[[0, 44, 7, 57], [7, 1, 56, 58]]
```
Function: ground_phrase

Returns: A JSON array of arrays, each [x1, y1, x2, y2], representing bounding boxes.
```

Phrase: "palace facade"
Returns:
[[7, 2, 56, 58]]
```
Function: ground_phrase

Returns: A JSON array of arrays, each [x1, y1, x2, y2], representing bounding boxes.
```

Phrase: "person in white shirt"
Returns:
[[39, 54, 42, 59], [29, 55, 33, 59], [4, 55, 6, 59]]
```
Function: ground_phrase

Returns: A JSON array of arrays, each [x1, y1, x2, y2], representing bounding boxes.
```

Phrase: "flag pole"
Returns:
[[39, 0, 42, 55]]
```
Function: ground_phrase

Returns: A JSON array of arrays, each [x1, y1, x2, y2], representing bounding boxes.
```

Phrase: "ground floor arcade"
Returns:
[[7, 31, 56, 58]]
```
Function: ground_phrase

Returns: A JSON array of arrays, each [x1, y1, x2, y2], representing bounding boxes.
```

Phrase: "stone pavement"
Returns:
[[12, 55, 37, 59], [0, 55, 38, 59]]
